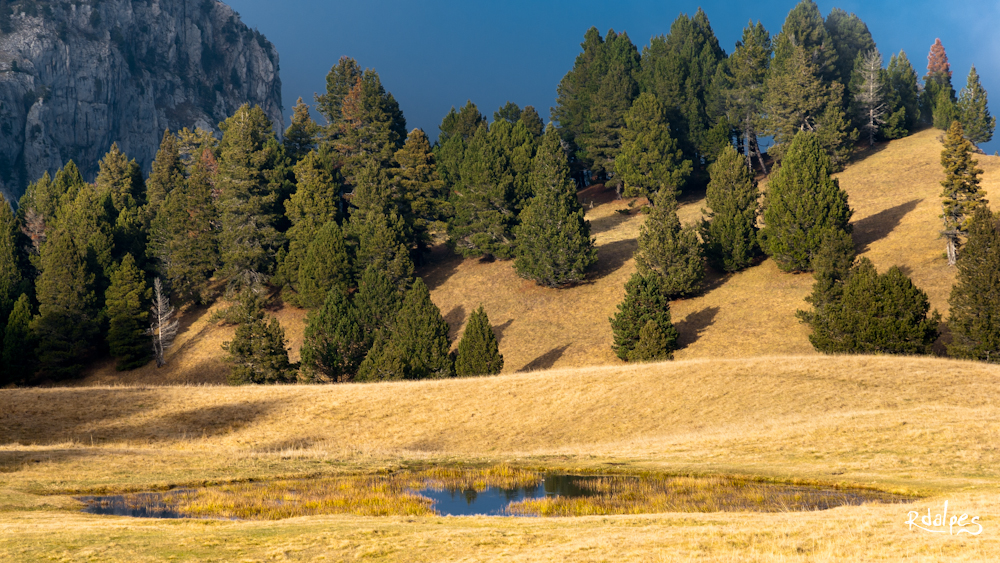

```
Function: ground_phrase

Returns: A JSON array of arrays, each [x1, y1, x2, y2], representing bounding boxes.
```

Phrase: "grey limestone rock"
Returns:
[[0, 0, 283, 203]]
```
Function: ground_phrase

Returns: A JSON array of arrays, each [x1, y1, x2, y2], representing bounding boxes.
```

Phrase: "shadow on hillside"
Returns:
[[589, 238, 638, 281], [517, 345, 571, 373], [590, 210, 635, 235], [847, 139, 893, 165], [419, 244, 463, 291], [0, 448, 110, 475], [675, 306, 721, 349], [933, 321, 953, 357], [853, 199, 922, 253], [139, 400, 280, 442], [493, 319, 514, 344], [443, 305, 466, 340]]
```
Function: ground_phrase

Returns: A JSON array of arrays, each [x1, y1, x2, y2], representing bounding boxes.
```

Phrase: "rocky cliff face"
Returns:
[[0, 0, 283, 203]]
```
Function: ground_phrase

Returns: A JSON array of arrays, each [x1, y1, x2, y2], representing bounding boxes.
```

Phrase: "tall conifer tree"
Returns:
[[615, 92, 692, 199], [636, 189, 704, 297], [702, 145, 761, 272], [940, 120, 986, 265], [722, 21, 772, 174], [333, 69, 407, 184], [923, 38, 955, 128], [454, 305, 503, 377], [759, 131, 853, 272], [298, 220, 352, 310], [948, 206, 1000, 362], [348, 160, 414, 288], [957, 66, 995, 146], [2, 294, 33, 384], [610, 272, 680, 361], [316, 56, 362, 134], [105, 254, 151, 371], [393, 129, 448, 253], [284, 97, 320, 162], [300, 286, 367, 382], [514, 128, 597, 287], [223, 293, 296, 385]]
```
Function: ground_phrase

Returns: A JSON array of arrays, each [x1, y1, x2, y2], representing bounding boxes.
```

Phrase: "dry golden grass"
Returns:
[[3, 355, 1000, 560]]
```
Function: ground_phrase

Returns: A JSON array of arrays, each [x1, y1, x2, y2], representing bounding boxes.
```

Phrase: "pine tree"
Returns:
[[32, 228, 98, 379], [277, 149, 342, 295], [333, 69, 407, 184], [95, 145, 148, 271], [639, 9, 726, 170], [298, 220, 352, 310], [357, 277, 452, 381], [957, 66, 995, 146], [702, 145, 761, 272], [609, 272, 679, 361], [940, 120, 986, 265], [145, 131, 185, 266], [518, 106, 545, 138], [514, 128, 597, 287], [349, 160, 414, 288], [0, 194, 23, 321], [438, 101, 486, 145], [851, 50, 887, 146], [722, 21, 772, 174], [494, 101, 522, 124], [628, 320, 674, 363], [764, 34, 853, 166], [216, 104, 286, 290], [824, 7, 876, 105], [579, 58, 638, 180], [796, 229, 856, 327], [923, 38, 955, 128], [157, 150, 219, 304], [636, 189, 704, 297], [948, 206, 1000, 362], [454, 305, 503, 377], [223, 293, 296, 385], [615, 92, 692, 200], [883, 51, 920, 139], [300, 286, 366, 382], [105, 254, 151, 371], [806, 258, 940, 355], [2, 294, 33, 384], [759, 131, 853, 272], [316, 56, 362, 134], [393, 129, 448, 253], [150, 278, 178, 367], [284, 97, 320, 162], [354, 264, 404, 337]]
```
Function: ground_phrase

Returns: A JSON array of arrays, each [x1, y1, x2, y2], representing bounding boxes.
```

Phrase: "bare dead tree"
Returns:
[[149, 278, 179, 367], [21, 208, 46, 254], [854, 49, 887, 147]]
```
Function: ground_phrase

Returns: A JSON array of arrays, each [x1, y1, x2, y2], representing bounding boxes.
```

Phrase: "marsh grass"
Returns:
[[78, 466, 912, 520]]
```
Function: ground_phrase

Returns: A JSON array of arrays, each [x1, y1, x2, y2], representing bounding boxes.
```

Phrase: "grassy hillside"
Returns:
[[3, 355, 1000, 560], [75, 128, 1000, 385]]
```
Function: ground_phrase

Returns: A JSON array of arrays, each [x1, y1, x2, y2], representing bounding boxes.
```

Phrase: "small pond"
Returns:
[[77, 467, 915, 520]]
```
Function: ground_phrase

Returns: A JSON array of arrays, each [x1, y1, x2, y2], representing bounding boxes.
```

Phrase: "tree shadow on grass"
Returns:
[[443, 305, 466, 340], [674, 306, 721, 349], [493, 319, 514, 345], [419, 244, 464, 291], [517, 345, 571, 373], [853, 199, 922, 253], [589, 210, 635, 235], [588, 238, 638, 282]]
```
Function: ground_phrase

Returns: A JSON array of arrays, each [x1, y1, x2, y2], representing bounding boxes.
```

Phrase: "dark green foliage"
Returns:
[[628, 320, 674, 363], [796, 229, 856, 327], [32, 229, 98, 380], [883, 51, 921, 139], [354, 265, 404, 336], [639, 9, 726, 169], [448, 123, 526, 259], [0, 194, 22, 320], [95, 145, 148, 272], [932, 87, 958, 130], [438, 100, 486, 145], [105, 254, 151, 371], [922, 39, 955, 128], [298, 221, 352, 310], [615, 92, 691, 199], [948, 207, 1000, 362], [806, 258, 940, 355], [774, 0, 838, 81], [393, 129, 449, 252], [494, 101, 522, 124], [518, 106, 545, 138], [454, 305, 503, 377], [514, 128, 597, 287], [489, 119, 537, 208], [721, 21, 772, 174], [702, 145, 761, 272], [759, 131, 853, 272], [316, 56, 362, 133], [277, 149, 342, 295], [636, 189, 704, 298], [764, 33, 853, 166], [824, 8, 876, 104], [300, 286, 366, 382], [940, 121, 986, 265], [216, 104, 286, 290], [609, 272, 679, 361], [357, 277, 453, 381], [332, 68, 407, 183], [145, 130, 185, 264], [348, 160, 414, 288], [3, 294, 33, 384], [957, 66, 995, 145], [284, 97, 320, 162], [223, 293, 296, 385], [553, 28, 641, 177]]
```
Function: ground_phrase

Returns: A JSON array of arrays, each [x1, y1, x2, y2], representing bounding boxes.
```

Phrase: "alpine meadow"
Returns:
[[2, 0, 1000, 561]]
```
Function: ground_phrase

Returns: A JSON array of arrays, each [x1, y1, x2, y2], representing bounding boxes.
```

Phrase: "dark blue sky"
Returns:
[[226, 0, 1000, 152]]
